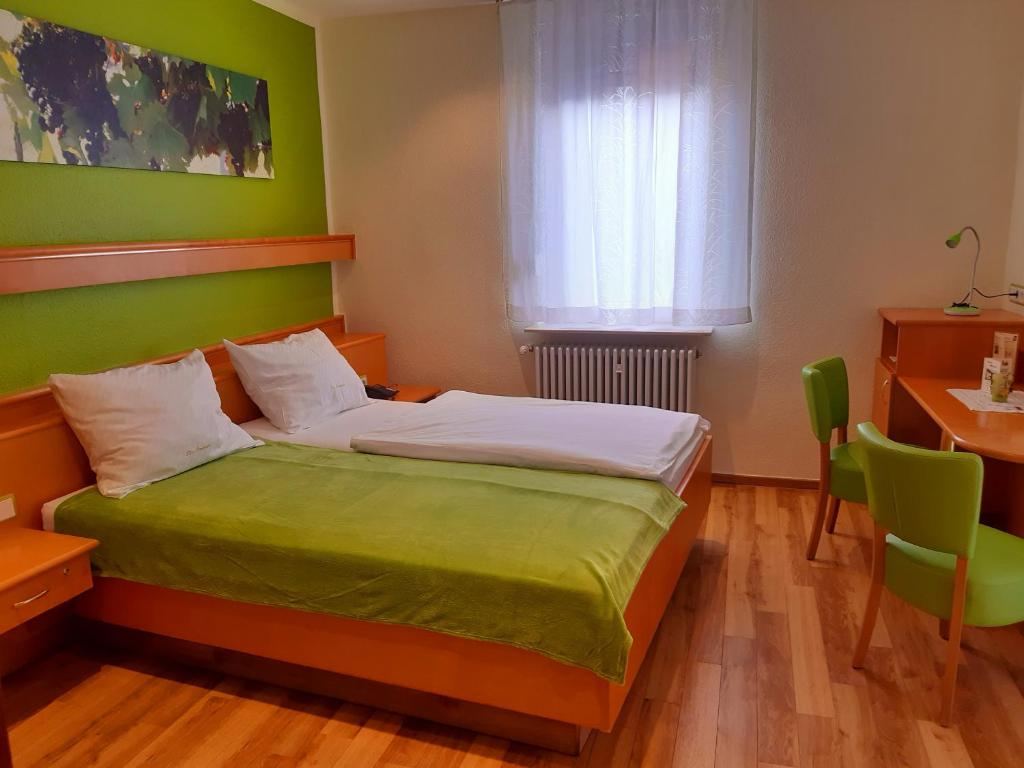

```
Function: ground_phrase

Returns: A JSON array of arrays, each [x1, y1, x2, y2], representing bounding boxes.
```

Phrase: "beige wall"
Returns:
[[322, 7, 523, 396], [1007, 80, 1024, 306], [322, 1, 1024, 479]]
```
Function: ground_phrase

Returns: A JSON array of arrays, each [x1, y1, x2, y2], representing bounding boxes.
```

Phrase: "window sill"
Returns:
[[523, 323, 713, 336]]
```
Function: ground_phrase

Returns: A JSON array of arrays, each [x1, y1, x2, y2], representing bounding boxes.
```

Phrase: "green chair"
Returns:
[[801, 357, 867, 560], [852, 423, 1024, 726]]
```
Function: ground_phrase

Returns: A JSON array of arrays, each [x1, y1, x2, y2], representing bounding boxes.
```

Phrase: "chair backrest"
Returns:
[[801, 357, 850, 443], [855, 423, 983, 558]]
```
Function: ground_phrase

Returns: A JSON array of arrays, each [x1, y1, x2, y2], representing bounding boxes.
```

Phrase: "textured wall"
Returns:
[[323, 6, 525, 396], [322, 1, 1024, 479], [1007, 83, 1024, 306], [0, 0, 331, 393]]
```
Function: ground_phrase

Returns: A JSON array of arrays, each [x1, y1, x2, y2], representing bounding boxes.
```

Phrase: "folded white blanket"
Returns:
[[351, 391, 709, 488]]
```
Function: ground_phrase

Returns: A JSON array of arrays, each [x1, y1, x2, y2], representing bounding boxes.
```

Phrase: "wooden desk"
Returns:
[[898, 377, 1024, 461], [895, 377, 1024, 536], [873, 309, 1024, 536], [872, 309, 1024, 430]]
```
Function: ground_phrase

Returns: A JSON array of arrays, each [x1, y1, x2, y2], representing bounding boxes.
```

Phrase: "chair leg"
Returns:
[[825, 496, 842, 534], [939, 558, 969, 727], [806, 490, 829, 561], [807, 442, 832, 561], [853, 524, 886, 668], [939, 619, 950, 641]]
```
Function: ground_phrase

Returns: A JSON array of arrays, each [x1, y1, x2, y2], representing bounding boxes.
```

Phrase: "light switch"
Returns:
[[0, 495, 15, 522]]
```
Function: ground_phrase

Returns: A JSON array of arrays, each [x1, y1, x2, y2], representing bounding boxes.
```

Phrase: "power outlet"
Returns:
[[0, 494, 15, 522], [1012, 283, 1024, 307]]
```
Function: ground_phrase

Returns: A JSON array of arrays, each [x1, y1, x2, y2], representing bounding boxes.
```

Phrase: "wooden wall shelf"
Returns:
[[0, 234, 355, 296]]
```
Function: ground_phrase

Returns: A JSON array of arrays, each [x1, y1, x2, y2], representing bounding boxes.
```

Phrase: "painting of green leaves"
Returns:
[[0, 10, 273, 178]]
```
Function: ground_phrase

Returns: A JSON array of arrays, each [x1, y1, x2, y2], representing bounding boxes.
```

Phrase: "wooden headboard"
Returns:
[[0, 315, 386, 530]]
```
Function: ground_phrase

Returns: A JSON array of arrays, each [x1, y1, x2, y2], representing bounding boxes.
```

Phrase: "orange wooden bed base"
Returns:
[[0, 315, 712, 753]]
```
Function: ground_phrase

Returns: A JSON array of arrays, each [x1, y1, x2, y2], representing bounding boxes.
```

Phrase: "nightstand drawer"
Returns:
[[0, 553, 92, 634]]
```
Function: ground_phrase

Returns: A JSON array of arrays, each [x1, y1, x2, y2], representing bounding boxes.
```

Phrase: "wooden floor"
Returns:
[[6, 486, 1024, 767]]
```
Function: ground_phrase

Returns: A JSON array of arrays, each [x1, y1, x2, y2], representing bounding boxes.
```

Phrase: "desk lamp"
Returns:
[[943, 226, 981, 316]]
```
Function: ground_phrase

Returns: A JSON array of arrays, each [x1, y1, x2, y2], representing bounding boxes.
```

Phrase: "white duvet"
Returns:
[[350, 391, 709, 490]]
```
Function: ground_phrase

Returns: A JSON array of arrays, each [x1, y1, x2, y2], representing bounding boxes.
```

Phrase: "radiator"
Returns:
[[528, 344, 698, 412]]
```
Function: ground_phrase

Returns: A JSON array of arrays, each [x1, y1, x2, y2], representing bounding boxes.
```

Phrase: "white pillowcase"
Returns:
[[224, 328, 369, 433], [49, 350, 261, 499]]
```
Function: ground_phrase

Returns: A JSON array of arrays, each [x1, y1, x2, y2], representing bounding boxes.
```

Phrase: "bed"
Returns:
[[0, 316, 713, 753]]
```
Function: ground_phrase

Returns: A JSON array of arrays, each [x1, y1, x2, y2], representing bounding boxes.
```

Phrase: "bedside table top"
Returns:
[[392, 385, 442, 403], [0, 528, 97, 592]]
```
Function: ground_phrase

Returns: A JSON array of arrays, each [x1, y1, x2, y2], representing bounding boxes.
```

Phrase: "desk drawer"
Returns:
[[0, 554, 93, 634]]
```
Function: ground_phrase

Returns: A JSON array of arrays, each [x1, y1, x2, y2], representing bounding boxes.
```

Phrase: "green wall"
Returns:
[[0, 0, 332, 393]]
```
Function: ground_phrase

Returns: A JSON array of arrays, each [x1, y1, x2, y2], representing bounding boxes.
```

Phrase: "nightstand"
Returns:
[[391, 385, 442, 404], [0, 529, 98, 635], [0, 528, 97, 766]]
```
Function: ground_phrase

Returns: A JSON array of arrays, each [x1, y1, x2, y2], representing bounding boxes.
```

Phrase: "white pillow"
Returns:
[[49, 350, 261, 499], [224, 328, 369, 433]]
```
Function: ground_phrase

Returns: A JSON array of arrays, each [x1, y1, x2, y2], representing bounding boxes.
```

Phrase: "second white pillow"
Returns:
[[225, 328, 369, 433]]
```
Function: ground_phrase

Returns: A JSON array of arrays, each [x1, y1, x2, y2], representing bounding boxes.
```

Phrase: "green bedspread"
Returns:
[[56, 442, 684, 682]]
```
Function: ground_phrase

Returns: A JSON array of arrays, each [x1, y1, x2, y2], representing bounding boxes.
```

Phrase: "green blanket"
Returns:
[[56, 442, 684, 682]]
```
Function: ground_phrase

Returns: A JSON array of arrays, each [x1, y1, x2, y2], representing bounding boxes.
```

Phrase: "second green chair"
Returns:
[[852, 423, 1024, 725], [801, 357, 867, 560]]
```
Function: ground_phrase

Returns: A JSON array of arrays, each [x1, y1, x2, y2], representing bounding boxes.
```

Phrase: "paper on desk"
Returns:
[[947, 388, 1024, 414]]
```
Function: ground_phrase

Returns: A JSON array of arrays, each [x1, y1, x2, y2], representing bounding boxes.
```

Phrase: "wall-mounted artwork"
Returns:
[[0, 10, 273, 178]]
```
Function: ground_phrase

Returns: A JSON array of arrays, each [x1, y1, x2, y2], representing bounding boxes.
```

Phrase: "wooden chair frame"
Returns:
[[806, 425, 847, 560], [852, 523, 968, 726]]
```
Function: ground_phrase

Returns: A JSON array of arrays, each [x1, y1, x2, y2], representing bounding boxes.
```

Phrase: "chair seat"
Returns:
[[885, 525, 1024, 627], [829, 441, 867, 503]]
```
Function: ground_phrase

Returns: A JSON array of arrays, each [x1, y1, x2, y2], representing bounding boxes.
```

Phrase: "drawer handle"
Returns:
[[13, 588, 49, 608]]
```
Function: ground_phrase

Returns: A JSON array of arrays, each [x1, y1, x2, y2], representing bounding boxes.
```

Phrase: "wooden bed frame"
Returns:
[[0, 315, 712, 754]]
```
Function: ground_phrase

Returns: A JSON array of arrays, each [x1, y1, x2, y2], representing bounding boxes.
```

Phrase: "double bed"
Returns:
[[0, 317, 713, 754]]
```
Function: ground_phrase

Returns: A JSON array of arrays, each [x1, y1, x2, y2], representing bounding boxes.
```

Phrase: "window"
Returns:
[[501, 0, 755, 327]]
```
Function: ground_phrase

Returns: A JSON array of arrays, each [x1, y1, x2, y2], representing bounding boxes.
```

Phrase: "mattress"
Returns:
[[52, 441, 685, 682], [43, 487, 92, 532]]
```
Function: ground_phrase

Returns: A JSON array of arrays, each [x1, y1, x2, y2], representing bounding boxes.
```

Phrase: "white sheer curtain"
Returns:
[[501, 0, 754, 327]]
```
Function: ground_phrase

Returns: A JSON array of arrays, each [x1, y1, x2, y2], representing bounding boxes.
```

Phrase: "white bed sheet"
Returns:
[[241, 398, 423, 450], [351, 391, 710, 490]]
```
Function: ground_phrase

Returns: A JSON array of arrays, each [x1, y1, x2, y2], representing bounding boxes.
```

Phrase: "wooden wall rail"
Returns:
[[0, 234, 355, 295]]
